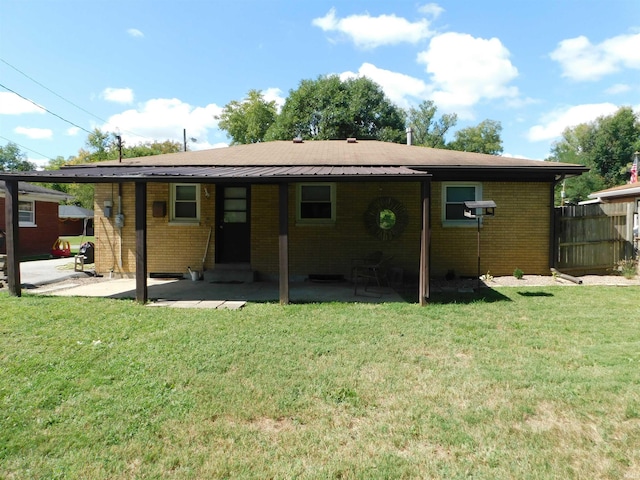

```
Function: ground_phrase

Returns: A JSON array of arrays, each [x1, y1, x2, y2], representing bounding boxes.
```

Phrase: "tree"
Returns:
[[587, 107, 640, 185], [0, 142, 37, 171], [406, 100, 457, 148], [265, 75, 406, 142], [548, 107, 640, 204], [448, 119, 503, 155], [44, 129, 182, 209], [218, 90, 278, 145]]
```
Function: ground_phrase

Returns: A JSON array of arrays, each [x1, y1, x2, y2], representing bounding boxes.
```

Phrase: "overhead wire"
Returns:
[[0, 81, 93, 135], [0, 134, 57, 162], [0, 58, 149, 140], [1, 58, 111, 126]]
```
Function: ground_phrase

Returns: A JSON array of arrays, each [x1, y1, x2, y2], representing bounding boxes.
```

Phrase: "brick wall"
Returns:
[[94, 183, 216, 276], [94, 180, 552, 279], [0, 198, 60, 257], [430, 181, 551, 277], [251, 182, 422, 279]]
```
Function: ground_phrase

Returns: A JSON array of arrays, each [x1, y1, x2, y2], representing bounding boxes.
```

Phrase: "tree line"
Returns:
[[217, 75, 504, 155], [1, 131, 181, 209], [547, 106, 640, 204]]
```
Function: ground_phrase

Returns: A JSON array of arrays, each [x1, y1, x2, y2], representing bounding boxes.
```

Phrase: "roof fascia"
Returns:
[[589, 186, 640, 200]]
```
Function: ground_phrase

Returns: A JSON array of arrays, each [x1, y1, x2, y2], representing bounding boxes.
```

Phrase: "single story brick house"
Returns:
[[0, 181, 70, 257], [0, 139, 587, 304]]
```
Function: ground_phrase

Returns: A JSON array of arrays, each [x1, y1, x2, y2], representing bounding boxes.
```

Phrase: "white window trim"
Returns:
[[18, 200, 36, 227], [296, 183, 336, 225], [441, 182, 483, 227], [169, 183, 201, 225]]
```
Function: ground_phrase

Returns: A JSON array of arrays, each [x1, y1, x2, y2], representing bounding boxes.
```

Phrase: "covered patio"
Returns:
[[1, 162, 432, 305]]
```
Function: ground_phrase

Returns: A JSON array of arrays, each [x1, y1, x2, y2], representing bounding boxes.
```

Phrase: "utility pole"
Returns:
[[183, 129, 187, 152], [116, 134, 123, 163]]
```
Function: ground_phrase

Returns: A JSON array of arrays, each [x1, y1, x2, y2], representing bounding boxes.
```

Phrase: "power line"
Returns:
[[0, 82, 94, 135], [0, 59, 149, 140], [1, 58, 111, 126], [0, 135, 57, 161]]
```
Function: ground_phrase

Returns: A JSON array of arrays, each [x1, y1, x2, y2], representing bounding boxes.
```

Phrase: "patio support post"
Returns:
[[4, 180, 21, 297], [279, 182, 289, 305], [419, 180, 431, 306], [135, 181, 148, 304]]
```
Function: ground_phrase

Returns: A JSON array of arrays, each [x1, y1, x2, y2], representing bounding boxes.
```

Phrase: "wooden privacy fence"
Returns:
[[555, 203, 635, 274]]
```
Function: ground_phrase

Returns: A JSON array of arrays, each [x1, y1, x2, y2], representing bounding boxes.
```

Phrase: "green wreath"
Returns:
[[364, 197, 408, 241]]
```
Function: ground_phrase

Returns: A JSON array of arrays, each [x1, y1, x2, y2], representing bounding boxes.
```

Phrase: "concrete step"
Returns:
[[204, 264, 256, 283]]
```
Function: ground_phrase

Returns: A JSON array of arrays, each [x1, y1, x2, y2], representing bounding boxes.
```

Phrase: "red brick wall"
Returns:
[[0, 198, 60, 257]]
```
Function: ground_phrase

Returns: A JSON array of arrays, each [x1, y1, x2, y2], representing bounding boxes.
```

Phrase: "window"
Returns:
[[442, 183, 482, 226], [170, 184, 200, 223], [18, 200, 35, 226], [297, 183, 336, 223]]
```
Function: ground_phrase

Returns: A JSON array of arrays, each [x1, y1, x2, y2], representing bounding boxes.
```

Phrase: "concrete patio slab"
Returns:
[[31, 276, 406, 306]]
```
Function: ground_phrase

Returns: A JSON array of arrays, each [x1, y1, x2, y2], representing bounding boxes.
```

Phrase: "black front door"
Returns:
[[216, 185, 250, 263]]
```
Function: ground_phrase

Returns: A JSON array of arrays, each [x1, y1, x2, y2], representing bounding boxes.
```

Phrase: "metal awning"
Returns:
[[0, 165, 431, 183]]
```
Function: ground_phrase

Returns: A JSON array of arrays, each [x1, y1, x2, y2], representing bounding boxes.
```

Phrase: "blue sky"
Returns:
[[1, 0, 639, 168]]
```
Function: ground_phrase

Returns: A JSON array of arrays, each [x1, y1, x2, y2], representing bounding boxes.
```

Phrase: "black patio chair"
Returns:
[[352, 251, 394, 296]]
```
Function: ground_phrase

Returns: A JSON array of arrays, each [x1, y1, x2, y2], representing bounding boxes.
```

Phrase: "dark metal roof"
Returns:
[[0, 165, 431, 184]]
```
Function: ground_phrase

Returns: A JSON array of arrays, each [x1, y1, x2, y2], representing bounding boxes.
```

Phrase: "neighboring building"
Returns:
[[59, 205, 94, 236], [0, 139, 587, 303], [0, 181, 70, 257]]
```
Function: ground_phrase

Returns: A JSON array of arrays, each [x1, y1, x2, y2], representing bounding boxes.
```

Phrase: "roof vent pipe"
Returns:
[[293, 137, 303, 143], [406, 127, 413, 146], [346, 138, 357, 143]]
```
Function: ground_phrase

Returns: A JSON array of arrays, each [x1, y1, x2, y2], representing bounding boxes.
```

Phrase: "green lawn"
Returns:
[[1, 287, 639, 479]]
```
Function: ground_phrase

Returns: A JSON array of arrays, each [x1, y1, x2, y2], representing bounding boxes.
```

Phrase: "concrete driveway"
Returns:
[[19, 257, 89, 288]]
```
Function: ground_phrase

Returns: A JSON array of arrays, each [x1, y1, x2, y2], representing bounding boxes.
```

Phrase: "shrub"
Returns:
[[513, 268, 524, 280], [615, 258, 637, 279]]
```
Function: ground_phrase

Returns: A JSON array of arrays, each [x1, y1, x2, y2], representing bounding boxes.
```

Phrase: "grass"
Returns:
[[59, 235, 96, 256], [1, 286, 639, 479]]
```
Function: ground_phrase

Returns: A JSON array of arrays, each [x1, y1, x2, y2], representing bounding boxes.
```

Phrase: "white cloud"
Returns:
[[190, 141, 228, 151], [14, 126, 53, 139], [416, 32, 519, 118], [312, 7, 436, 49], [101, 87, 134, 104], [0, 92, 43, 115], [550, 33, 640, 81], [418, 3, 444, 18], [605, 83, 631, 95], [527, 103, 619, 142], [127, 28, 144, 38], [102, 97, 223, 147], [502, 152, 533, 160], [262, 87, 286, 112], [66, 127, 81, 136], [28, 156, 50, 170], [340, 63, 432, 109]]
